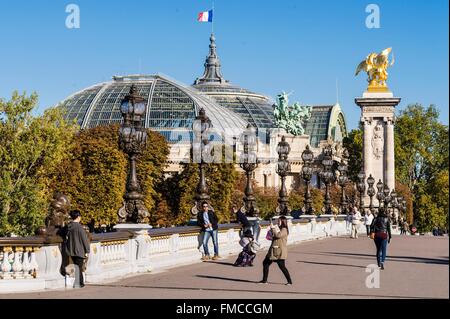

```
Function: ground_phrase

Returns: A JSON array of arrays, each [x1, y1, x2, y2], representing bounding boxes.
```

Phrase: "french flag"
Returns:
[[198, 9, 213, 22]]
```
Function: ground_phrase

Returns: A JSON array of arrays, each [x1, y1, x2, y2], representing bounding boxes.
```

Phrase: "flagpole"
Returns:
[[212, 1, 215, 34]]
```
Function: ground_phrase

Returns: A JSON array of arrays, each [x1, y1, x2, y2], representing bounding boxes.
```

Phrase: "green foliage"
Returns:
[[0, 92, 76, 236], [395, 181, 414, 225], [395, 104, 449, 232], [254, 187, 278, 219], [343, 127, 363, 182], [167, 148, 238, 225], [51, 125, 169, 227]]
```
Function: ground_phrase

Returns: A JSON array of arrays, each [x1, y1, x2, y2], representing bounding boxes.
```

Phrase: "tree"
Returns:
[[50, 125, 169, 227], [0, 92, 76, 236], [395, 104, 449, 232], [170, 147, 239, 225], [343, 127, 363, 182]]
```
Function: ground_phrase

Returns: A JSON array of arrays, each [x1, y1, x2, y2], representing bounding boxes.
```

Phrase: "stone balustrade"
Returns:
[[1, 216, 369, 293]]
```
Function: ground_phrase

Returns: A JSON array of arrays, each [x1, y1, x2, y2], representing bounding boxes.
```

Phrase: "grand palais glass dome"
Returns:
[[59, 33, 347, 146]]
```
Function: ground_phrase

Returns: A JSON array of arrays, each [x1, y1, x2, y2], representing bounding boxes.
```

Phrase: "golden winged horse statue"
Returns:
[[355, 48, 395, 92]]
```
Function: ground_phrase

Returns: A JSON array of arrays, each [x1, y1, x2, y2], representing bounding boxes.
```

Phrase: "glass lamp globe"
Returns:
[[120, 100, 129, 114], [133, 101, 146, 116]]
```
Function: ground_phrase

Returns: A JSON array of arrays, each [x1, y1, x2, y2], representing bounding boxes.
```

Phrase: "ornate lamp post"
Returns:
[[357, 171, 366, 212], [396, 195, 403, 223], [190, 108, 213, 223], [366, 174, 376, 214], [376, 179, 384, 212], [401, 198, 407, 221], [382, 184, 391, 215], [239, 124, 259, 217], [320, 144, 334, 215], [337, 150, 349, 215], [301, 145, 314, 215], [390, 189, 397, 222], [117, 85, 149, 224], [276, 136, 291, 216]]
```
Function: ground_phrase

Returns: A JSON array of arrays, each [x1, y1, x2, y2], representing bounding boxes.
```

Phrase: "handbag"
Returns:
[[265, 229, 273, 241], [270, 245, 282, 259], [375, 231, 388, 240]]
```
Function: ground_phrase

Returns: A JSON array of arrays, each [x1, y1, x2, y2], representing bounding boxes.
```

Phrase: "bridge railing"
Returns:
[[1, 215, 360, 293]]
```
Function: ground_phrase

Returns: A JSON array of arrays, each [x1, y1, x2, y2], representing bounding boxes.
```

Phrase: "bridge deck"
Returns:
[[3, 235, 448, 299]]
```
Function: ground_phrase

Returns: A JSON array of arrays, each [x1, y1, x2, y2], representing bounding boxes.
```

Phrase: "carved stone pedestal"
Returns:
[[355, 92, 401, 207]]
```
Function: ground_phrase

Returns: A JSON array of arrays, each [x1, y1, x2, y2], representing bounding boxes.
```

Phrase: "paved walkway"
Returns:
[[3, 235, 448, 299]]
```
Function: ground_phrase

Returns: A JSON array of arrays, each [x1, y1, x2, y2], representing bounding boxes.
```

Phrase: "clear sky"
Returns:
[[0, 0, 448, 130]]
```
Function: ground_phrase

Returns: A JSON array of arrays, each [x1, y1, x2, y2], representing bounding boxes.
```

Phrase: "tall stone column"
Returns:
[[361, 118, 372, 206], [355, 92, 400, 208], [385, 118, 395, 190]]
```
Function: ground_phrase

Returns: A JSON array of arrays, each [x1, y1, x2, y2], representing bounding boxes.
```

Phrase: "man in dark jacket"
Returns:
[[197, 201, 220, 261], [63, 210, 90, 288]]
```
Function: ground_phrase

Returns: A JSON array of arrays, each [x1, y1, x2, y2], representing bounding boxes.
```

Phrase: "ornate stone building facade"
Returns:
[[59, 34, 348, 192]]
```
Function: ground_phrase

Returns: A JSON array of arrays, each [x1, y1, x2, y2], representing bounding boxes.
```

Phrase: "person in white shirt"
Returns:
[[364, 210, 375, 237], [351, 206, 362, 239]]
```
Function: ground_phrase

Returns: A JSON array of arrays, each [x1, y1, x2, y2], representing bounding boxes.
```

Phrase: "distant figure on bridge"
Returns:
[[364, 210, 374, 237], [197, 201, 220, 261], [400, 219, 409, 235], [370, 208, 392, 270], [351, 206, 362, 239], [259, 216, 293, 285]]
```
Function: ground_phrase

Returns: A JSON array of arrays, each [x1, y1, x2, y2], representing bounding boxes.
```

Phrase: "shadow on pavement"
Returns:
[[322, 252, 449, 265], [196, 274, 257, 284], [206, 261, 237, 267], [298, 261, 367, 269]]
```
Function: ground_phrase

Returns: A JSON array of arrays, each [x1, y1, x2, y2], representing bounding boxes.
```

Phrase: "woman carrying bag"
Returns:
[[259, 216, 293, 285], [370, 208, 392, 270]]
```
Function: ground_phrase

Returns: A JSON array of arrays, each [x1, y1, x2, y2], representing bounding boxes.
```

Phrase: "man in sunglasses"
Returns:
[[197, 201, 220, 261]]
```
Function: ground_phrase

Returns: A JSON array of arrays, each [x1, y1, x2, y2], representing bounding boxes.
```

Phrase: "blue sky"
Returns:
[[0, 0, 448, 130]]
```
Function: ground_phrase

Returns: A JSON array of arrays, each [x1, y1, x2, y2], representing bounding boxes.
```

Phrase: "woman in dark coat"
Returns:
[[370, 208, 392, 269]]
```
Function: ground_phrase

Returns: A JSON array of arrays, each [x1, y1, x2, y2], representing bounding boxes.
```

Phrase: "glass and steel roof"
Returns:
[[59, 74, 248, 143], [304, 103, 348, 147]]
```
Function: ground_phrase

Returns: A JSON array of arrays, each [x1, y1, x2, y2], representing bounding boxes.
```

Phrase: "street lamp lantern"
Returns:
[[190, 108, 213, 222], [383, 184, 390, 199], [276, 136, 291, 216], [320, 144, 334, 214], [239, 124, 259, 217], [356, 171, 366, 211], [337, 150, 349, 215], [117, 85, 149, 224], [376, 179, 384, 211], [366, 174, 376, 213], [301, 145, 314, 215]]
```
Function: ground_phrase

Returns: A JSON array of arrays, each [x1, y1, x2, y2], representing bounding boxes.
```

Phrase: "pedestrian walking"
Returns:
[[402, 220, 409, 235], [370, 208, 392, 269], [364, 210, 374, 237], [259, 216, 292, 285], [351, 206, 362, 239], [197, 201, 220, 261], [61, 210, 90, 288]]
